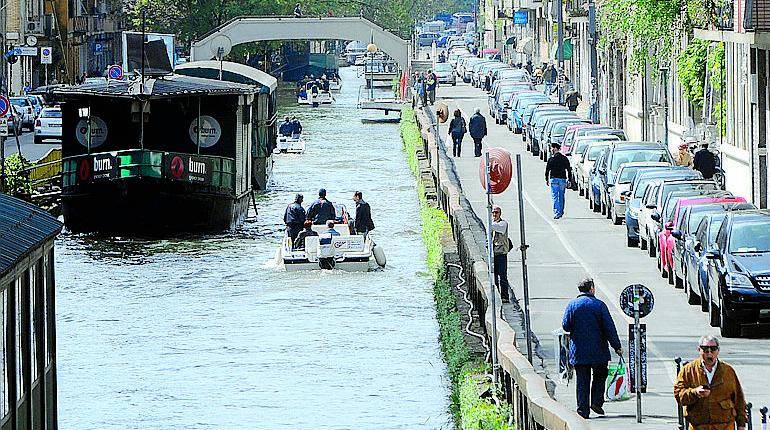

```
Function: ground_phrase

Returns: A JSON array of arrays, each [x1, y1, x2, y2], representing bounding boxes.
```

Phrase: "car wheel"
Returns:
[[592, 197, 601, 213], [34, 136, 42, 144], [613, 215, 623, 225], [452, 82, 456, 86], [709, 300, 720, 327], [648, 239, 657, 258], [686, 278, 700, 305], [606, 201, 613, 220], [588, 195, 594, 210], [699, 280, 709, 312], [640, 237, 647, 250], [720, 302, 740, 338], [675, 271, 684, 289], [627, 236, 639, 247], [668, 266, 675, 285], [657, 253, 663, 273], [600, 201, 607, 216]]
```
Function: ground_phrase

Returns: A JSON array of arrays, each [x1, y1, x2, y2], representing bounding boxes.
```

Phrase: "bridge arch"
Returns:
[[191, 16, 411, 70]]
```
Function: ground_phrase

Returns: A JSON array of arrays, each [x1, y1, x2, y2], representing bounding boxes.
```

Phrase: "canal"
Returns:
[[54, 66, 453, 429]]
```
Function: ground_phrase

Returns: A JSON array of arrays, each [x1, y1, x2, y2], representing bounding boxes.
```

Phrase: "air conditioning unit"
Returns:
[[26, 19, 44, 35]]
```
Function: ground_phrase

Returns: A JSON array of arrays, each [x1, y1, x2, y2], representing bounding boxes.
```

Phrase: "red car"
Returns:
[[659, 196, 747, 283]]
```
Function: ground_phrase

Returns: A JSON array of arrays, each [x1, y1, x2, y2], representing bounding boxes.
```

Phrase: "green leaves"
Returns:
[[677, 38, 708, 110]]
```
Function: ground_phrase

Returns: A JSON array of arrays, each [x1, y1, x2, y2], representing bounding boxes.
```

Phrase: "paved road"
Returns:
[[435, 80, 770, 428], [2, 130, 60, 161]]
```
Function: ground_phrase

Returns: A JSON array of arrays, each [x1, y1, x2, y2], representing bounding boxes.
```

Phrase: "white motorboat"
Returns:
[[297, 81, 334, 105], [278, 205, 386, 271], [329, 78, 342, 91], [275, 135, 306, 154]]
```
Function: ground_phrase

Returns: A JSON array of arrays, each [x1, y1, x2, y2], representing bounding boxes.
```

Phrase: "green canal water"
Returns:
[[54, 67, 453, 429]]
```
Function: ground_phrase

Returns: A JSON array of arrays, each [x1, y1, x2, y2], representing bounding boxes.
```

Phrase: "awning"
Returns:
[[516, 37, 534, 55]]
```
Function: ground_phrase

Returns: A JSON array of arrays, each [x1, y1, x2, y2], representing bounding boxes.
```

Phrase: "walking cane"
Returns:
[[674, 357, 684, 430]]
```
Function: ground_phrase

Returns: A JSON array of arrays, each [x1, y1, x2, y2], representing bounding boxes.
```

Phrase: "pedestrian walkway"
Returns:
[[434, 80, 770, 429]]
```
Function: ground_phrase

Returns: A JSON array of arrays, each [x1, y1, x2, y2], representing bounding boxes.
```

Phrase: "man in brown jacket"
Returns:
[[674, 335, 747, 430]]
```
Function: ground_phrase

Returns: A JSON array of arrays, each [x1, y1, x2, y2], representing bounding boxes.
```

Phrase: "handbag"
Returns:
[[605, 357, 630, 401], [460, 118, 467, 135], [508, 238, 514, 253]]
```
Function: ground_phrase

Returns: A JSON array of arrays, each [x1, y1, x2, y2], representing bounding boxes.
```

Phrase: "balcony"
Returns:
[[70, 15, 119, 35], [565, 0, 588, 17]]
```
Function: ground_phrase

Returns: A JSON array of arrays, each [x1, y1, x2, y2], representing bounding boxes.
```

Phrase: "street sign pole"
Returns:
[[485, 151, 500, 383], [588, 0, 600, 123], [556, 0, 565, 105], [515, 154, 533, 364], [633, 284, 642, 423]]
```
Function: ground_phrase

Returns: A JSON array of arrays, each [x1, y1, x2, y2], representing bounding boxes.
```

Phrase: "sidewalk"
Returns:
[[433, 81, 770, 428]]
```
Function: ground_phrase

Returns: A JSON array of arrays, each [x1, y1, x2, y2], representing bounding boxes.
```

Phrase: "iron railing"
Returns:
[[745, 0, 770, 31]]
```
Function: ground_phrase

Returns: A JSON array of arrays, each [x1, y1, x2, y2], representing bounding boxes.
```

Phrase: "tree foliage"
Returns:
[[596, 0, 721, 73]]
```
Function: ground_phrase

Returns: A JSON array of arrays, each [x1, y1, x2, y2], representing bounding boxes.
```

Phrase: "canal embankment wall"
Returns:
[[408, 106, 591, 430]]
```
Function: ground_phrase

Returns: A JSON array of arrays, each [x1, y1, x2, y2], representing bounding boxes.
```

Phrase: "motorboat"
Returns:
[[329, 77, 342, 91], [297, 81, 334, 106], [275, 135, 306, 154], [278, 205, 386, 271]]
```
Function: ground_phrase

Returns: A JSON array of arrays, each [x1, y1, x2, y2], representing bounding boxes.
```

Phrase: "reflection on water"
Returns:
[[55, 66, 452, 429]]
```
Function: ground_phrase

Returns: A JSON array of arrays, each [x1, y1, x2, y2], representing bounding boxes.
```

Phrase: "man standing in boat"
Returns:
[[279, 116, 293, 137], [284, 194, 306, 242], [307, 188, 336, 224], [352, 191, 375, 235], [290, 116, 303, 138]]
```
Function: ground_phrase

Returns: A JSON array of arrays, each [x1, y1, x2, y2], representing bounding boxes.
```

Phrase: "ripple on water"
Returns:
[[55, 66, 452, 430]]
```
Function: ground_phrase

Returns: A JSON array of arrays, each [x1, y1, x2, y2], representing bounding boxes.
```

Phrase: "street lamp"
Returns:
[[367, 43, 378, 99], [659, 64, 670, 149]]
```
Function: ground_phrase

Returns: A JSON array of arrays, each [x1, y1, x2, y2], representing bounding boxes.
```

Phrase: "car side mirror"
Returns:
[[665, 221, 674, 231], [606, 183, 615, 188], [621, 190, 631, 197], [651, 213, 661, 222], [694, 242, 702, 253], [672, 230, 683, 240], [646, 204, 657, 210], [705, 249, 720, 260]]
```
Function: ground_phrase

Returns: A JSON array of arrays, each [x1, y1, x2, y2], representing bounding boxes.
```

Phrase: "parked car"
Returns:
[[638, 179, 719, 257], [26, 95, 45, 117], [459, 58, 486, 82], [656, 191, 734, 282], [2, 106, 22, 136], [623, 167, 700, 247], [670, 198, 751, 292], [705, 210, 770, 337], [471, 61, 499, 87], [507, 93, 550, 132], [418, 32, 440, 46], [541, 118, 591, 158], [33, 106, 62, 144], [571, 135, 621, 191], [595, 142, 672, 218], [562, 124, 601, 155], [433, 62, 456, 85], [529, 110, 575, 155], [492, 86, 533, 123], [494, 69, 530, 85], [608, 162, 671, 225], [578, 141, 612, 200], [10, 96, 34, 131]]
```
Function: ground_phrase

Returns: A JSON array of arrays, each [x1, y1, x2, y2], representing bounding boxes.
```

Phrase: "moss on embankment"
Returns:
[[400, 108, 513, 428]]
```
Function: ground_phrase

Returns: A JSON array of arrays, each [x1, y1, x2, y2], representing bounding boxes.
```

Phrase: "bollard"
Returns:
[[674, 357, 684, 430], [746, 402, 753, 430], [760, 405, 767, 430]]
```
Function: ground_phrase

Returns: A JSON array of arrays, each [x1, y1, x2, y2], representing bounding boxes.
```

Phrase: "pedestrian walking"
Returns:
[[562, 278, 622, 419], [468, 108, 487, 157], [544, 64, 557, 94], [448, 109, 467, 157], [565, 89, 582, 112], [674, 335, 747, 430], [484, 70, 493, 92], [693, 143, 717, 179], [284, 193, 306, 242], [676, 143, 693, 167], [491, 206, 511, 303], [426, 70, 437, 105], [525, 60, 534, 75], [545, 143, 573, 219]]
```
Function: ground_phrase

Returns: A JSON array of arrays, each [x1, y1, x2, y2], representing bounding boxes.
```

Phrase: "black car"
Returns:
[[705, 210, 770, 337]]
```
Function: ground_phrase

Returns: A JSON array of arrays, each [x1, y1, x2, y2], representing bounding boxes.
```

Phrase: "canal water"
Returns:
[[54, 67, 453, 429]]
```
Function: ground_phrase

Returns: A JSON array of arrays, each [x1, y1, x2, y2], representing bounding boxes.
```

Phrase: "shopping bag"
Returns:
[[605, 357, 630, 401]]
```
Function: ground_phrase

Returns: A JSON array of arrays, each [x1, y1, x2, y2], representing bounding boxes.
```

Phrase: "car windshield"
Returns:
[[729, 220, 770, 253], [618, 166, 644, 183], [574, 140, 592, 155], [587, 145, 609, 161], [610, 149, 669, 171], [435, 64, 452, 72], [554, 122, 579, 134], [633, 178, 658, 198], [10, 99, 26, 107], [661, 183, 718, 202], [41, 109, 61, 118]]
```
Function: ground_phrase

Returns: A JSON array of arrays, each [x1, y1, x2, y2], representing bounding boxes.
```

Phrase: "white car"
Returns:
[[608, 162, 671, 225], [34, 107, 62, 144], [571, 136, 618, 194], [576, 141, 612, 197], [10, 97, 34, 131], [433, 63, 456, 85]]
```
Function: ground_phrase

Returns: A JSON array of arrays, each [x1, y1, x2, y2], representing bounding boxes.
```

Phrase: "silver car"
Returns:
[[608, 162, 671, 225], [433, 63, 456, 85]]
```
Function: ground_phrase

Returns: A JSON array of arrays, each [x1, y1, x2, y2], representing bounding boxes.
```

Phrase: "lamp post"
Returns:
[[660, 64, 670, 149], [367, 43, 378, 99]]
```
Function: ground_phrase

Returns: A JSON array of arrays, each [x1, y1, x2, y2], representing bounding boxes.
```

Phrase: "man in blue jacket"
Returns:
[[562, 278, 623, 419]]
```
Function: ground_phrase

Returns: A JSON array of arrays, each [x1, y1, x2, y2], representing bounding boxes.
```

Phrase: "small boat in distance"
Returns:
[[276, 135, 306, 154], [297, 81, 334, 106]]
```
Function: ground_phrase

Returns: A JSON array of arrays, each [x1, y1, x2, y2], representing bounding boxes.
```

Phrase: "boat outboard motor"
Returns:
[[373, 243, 387, 268], [317, 233, 336, 269]]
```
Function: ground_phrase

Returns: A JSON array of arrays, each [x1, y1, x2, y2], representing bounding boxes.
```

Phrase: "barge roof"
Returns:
[[174, 61, 278, 92], [53, 74, 256, 99], [0, 194, 62, 280]]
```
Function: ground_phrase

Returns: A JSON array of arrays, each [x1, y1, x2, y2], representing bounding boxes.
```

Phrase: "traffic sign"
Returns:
[[0, 96, 10, 117], [40, 47, 52, 64], [108, 64, 123, 80], [620, 284, 654, 318]]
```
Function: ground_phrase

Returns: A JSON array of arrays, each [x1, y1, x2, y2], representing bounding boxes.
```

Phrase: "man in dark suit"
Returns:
[[352, 191, 375, 234]]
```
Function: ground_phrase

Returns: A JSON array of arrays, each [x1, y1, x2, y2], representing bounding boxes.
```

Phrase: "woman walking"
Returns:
[[448, 109, 467, 157]]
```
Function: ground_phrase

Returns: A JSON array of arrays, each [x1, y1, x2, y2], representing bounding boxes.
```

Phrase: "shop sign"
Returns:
[[75, 116, 109, 148], [166, 153, 212, 184], [188, 115, 222, 148]]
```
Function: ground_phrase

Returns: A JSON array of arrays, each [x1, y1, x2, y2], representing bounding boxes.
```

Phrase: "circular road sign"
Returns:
[[108, 64, 123, 80], [620, 284, 655, 318], [0, 96, 9, 117]]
